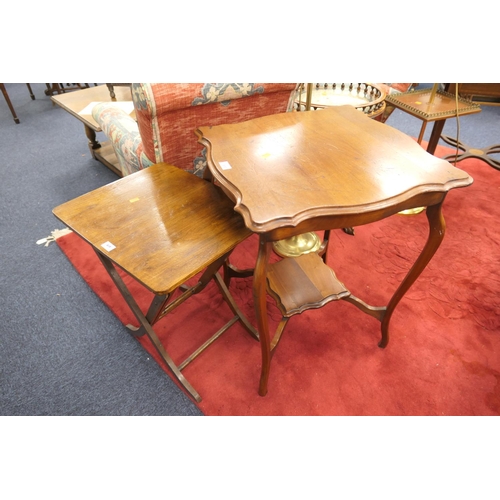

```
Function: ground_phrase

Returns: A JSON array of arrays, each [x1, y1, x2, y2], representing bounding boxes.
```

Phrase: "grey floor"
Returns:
[[0, 83, 202, 416], [0, 83, 498, 417]]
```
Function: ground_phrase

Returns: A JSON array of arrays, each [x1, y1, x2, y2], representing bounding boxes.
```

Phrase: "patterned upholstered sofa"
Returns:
[[92, 83, 298, 177]]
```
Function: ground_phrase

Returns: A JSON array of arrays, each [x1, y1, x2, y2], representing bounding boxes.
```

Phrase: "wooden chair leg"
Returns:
[[0, 83, 20, 124], [26, 84, 35, 100]]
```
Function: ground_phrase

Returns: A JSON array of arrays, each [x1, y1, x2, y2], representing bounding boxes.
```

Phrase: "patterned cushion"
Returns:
[[92, 103, 153, 176]]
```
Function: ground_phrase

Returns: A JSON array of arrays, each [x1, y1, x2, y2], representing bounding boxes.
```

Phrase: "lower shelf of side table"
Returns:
[[266, 252, 350, 317], [266, 251, 388, 327], [90, 141, 123, 177]]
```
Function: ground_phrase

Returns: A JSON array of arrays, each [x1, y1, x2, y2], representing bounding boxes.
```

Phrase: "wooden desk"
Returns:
[[197, 105, 474, 396], [51, 84, 134, 176]]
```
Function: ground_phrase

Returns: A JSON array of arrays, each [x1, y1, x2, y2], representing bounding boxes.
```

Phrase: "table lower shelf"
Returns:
[[266, 252, 387, 323], [89, 140, 123, 177], [266, 253, 350, 316]]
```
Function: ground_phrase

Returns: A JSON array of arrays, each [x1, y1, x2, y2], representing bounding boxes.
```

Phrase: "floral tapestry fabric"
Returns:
[[92, 103, 153, 176], [192, 83, 265, 106]]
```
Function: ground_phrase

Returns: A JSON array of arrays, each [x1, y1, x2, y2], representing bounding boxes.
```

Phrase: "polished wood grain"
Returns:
[[53, 163, 256, 402], [198, 106, 472, 237], [197, 105, 474, 396], [53, 163, 250, 293]]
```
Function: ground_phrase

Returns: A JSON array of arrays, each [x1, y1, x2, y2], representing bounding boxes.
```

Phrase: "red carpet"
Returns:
[[56, 145, 500, 415]]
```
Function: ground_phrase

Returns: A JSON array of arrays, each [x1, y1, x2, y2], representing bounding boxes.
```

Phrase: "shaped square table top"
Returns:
[[196, 105, 473, 237], [53, 163, 251, 295]]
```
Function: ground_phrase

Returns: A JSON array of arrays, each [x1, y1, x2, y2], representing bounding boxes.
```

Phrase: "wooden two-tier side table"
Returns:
[[384, 87, 481, 155], [196, 105, 474, 397]]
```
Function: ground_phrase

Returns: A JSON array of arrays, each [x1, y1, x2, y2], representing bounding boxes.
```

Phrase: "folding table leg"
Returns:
[[127, 251, 259, 341], [94, 250, 202, 402], [94, 249, 259, 403]]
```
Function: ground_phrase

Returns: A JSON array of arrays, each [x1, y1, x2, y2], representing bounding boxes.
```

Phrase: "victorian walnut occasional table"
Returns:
[[53, 163, 258, 402], [196, 105, 473, 397], [51, 84, 134, 176]]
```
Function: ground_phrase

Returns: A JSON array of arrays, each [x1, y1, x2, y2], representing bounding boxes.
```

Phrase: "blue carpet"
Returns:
[[0, 83, 202, 415]]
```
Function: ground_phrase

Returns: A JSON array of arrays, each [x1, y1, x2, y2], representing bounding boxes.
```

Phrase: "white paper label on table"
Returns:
[[219, 161, 232, 170], [101, 241, 116, 251]]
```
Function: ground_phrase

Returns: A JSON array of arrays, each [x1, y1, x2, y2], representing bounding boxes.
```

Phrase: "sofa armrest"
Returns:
[[92, 103, 154, 176]]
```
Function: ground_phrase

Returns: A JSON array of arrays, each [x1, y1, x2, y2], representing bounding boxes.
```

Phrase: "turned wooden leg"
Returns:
[[1, 83, 20, 124], [26, 84, 35, 100], [379, 201, 446, 347], [94, 250, 202, 403], [84, 124, 101, 156], [106, 84, 116, 99]]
